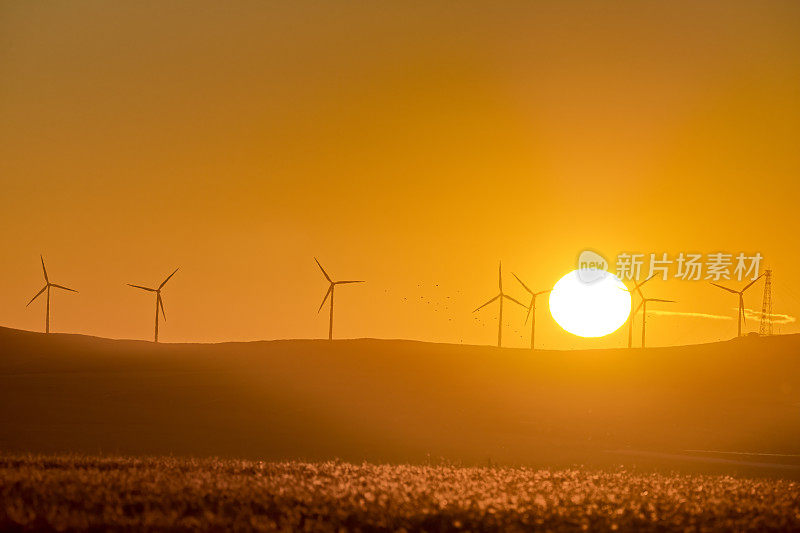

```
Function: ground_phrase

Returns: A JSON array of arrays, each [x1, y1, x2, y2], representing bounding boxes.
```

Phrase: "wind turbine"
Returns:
[[511, 273, 551, 350], [315, 258, 364, 340], [710, 272, 766, 337], [626, 275, 655, 348], [635, 296, 675, 348], [474, 262, 527, 348], [26, 255, 78, 334], [127, 268, 179, 343]]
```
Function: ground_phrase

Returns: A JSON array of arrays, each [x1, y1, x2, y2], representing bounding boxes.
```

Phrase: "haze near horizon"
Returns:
[[2, 1, 800, 348]]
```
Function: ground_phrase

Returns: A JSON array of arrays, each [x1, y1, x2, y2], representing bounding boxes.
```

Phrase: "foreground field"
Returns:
[[1, 455, 798, 531]]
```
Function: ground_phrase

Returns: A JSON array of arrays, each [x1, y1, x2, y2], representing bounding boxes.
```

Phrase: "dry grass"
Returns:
[[1, 455, 799, 531]]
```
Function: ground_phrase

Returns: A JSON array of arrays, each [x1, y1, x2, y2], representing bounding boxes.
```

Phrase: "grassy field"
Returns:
[[1, 454, 799, 531], [2, 327, 800, 529]]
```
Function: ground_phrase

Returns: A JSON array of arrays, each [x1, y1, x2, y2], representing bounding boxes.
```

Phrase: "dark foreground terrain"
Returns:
[[1, 454, 798, 532], [1, 327, 799, 475]]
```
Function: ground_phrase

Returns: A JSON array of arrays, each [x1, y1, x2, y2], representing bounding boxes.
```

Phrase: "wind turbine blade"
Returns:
[[158, 294, 166, 321], [742, 272, 766, 292], [335, 280, 365, 284], [633, 274, 655, 298], [709, 282, 738, 294], [51, 284, 78, 293], [524, 302, 533, 324], [127, 284, 157, 292], [535, 289, 553, 296], [40, 255, 49, 283], [635, 274, 656, 289], [634, 300, 645, 314], [473, 294, 500, 313], [512, 273, 533, 295], [498, 262, 503, 292], [503, 294, 527, 308], [27, 285, 47, 307], [647, 298, 675, 303], [314, 258, 331, 283], [159, 268, 179, 289], [317, 285, 332, 313]]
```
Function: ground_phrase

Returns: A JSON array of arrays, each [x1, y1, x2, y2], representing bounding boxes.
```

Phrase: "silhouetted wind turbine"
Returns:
[[710, 272, 765, 337], [512, 273, 551, 350], [127, 268, 179, 343], [27, 255, 78, 334], [626, 275, 655, 348], [315, 258, 364, 340], [474, 262, 526, 348], [635, 296, 675, 348]]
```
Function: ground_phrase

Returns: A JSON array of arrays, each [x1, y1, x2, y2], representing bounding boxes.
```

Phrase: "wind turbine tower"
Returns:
[[473, 262, 526, 348], [759, 269, 773, 336], [127, 268, 179, 343], [710, 272, 765, 337], [315, 258, 365, 340], [627, 275, 655, 348], [636, 296, 675, 348], [511, 273, 551, 350], [26, 256, 78, 334]]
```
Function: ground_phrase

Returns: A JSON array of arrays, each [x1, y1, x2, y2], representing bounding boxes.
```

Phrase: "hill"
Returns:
[[1, 327, 799, 475]]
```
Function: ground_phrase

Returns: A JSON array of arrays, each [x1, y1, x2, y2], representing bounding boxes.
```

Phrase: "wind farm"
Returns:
[[14, 254, 782, 348]]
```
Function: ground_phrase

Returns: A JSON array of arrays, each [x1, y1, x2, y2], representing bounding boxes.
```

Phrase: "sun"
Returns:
[[549, 270, 631, 338]]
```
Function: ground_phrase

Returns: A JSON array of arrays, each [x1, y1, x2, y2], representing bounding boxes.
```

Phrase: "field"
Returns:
[[1, 454, 799, 532], [2, 327, 800, 529]]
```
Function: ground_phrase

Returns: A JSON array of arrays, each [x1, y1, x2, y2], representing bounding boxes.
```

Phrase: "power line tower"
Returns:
[[759, 269, 773, 336]]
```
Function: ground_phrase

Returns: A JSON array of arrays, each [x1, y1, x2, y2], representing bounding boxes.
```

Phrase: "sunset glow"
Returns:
[[2, 3, 800, 530]]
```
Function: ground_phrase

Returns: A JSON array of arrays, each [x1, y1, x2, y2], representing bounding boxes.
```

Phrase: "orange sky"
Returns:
[[1, 1, 799, 349]]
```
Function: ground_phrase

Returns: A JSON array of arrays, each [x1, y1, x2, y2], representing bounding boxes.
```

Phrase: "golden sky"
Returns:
[[1, 1, 799, 348]]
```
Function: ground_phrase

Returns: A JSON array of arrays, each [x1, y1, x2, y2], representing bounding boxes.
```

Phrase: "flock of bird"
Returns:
[[26, 256, 766, 348]]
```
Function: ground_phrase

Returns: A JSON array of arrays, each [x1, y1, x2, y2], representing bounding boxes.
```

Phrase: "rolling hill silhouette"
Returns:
[[1, 327, 798, 476]]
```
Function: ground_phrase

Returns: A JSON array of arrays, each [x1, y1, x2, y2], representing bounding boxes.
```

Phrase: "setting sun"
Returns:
[[549, 270, 631, 337]]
